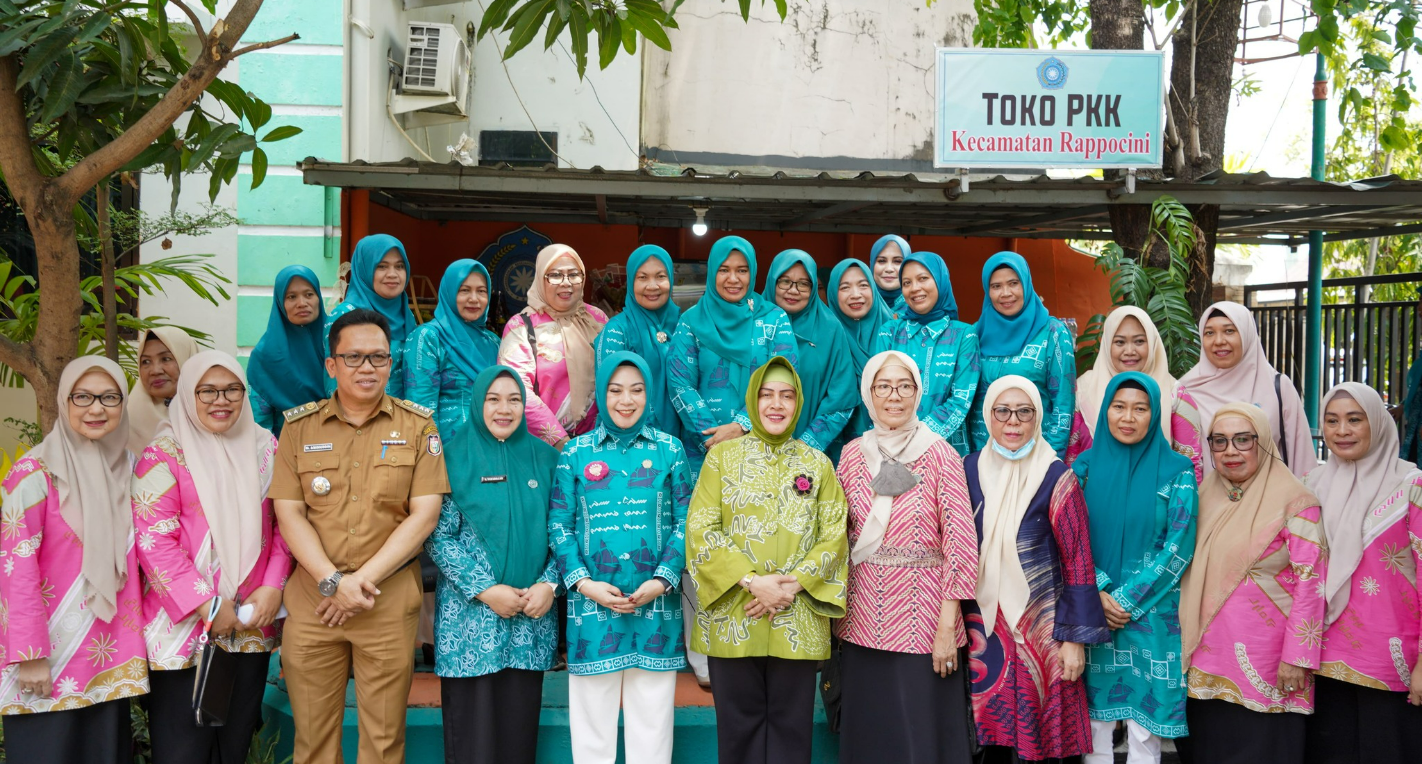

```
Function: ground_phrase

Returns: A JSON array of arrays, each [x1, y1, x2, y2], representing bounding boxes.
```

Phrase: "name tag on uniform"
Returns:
[[303, 443, 333, 453], [480, 476, 507, 483]]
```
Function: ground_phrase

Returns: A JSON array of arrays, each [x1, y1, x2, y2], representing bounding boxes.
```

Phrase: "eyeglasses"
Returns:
[[545, 270, 585, 286], [871, 382, 918, 398], [196, 385, 247, 404], [776, 278, 813, 293], [333, 352, 392, 368], [68, 392, 123, 408], [1208, 433, 1258, 453], [991, 406, 1037, 423]]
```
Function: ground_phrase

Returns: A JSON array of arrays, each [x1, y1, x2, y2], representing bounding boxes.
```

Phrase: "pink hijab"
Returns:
[[520, 244, 603, 428]]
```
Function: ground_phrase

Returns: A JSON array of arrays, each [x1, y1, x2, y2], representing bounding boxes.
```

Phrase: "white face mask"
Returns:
[[991, 437, 1037, 461]]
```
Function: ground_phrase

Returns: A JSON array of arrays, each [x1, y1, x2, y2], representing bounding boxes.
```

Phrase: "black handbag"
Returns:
[[191, 625, 238, 727]]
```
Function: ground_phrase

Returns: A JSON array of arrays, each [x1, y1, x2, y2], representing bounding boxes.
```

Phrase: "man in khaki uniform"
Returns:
[[271, 308, 450, 764]]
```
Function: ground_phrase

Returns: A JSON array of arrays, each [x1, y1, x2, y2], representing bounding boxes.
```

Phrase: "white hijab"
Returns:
[[1076, 306, 1177, 441], [975, 375, 1058, 641], [850, 351, 944, 564], [154, 352, 274, 599]]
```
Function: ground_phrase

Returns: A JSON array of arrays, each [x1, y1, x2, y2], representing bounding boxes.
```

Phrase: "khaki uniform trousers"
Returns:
[[282, 564, 422, 764]]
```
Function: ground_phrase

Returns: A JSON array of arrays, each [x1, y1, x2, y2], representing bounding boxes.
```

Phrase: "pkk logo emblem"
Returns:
[[1037, 56, 1068, 90], [478, 225, 553, 314]]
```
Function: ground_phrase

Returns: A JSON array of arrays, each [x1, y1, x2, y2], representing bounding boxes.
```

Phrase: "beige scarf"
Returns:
[[127, 326, 199, 453], [975, 375, 1058, 641], [1180, 402, 1319, 666], [29, 357, 133, 622], [850, 351, 945, 564], [521, 244, 603, 429], [155, 352, 274, 600], [1307, 383, 1420, 624], [1076, 306, 1177, 441]]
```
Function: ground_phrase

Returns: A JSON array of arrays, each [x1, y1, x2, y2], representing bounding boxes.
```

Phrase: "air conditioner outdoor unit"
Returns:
[[391, 21, 470, 129]]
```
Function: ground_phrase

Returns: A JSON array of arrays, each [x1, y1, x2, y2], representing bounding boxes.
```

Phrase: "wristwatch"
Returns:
[[318, 571, 344, 597]]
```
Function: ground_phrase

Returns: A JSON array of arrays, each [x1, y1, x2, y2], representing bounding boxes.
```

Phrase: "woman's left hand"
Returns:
[[1276, 662, 1310, 695], [626, 579, 667, 608], [520, 582, 556, 619], [242, 586, 284, 629], [1409, 662, 1422, 706], [1058, 642, 1085, 682], [931, 599, 961, 677]]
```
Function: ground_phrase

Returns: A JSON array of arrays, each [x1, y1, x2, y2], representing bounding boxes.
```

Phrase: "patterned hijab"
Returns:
[[156, 352, 274, 600], [30, 357, 133, 622], [521, 244, 604, 428]]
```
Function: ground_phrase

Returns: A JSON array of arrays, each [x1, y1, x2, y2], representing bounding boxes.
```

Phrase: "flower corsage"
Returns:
[[585, 461, 611, 481], [792, 473, 814, 496]]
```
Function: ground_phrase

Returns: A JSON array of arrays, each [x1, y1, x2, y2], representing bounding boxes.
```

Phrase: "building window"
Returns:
[[479, 130, 558, 167]]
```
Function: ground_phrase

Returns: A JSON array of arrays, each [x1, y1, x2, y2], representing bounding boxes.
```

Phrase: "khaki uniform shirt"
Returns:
[[270, 394, 450, 573]]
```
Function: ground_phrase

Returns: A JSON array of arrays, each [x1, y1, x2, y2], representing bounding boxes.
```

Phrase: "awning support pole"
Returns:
[[1304, 53, 1327, 430]]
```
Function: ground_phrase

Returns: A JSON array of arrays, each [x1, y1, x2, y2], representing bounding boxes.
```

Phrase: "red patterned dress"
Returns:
[[963, 454, 1110, 761]]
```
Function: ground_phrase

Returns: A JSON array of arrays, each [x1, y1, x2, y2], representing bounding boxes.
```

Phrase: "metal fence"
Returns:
[[1243, 272, 1422, 406]]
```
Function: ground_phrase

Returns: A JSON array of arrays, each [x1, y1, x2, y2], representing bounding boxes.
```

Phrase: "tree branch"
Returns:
[[0, 332, 40, 385], [56, 0, 269, 204], [231, 33, 300, 58], [0, 56, 46, 209], [170, 0, 208, 40]]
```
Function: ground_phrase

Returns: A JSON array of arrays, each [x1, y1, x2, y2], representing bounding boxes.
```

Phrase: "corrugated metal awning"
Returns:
[[298, 158, 1422, 247]]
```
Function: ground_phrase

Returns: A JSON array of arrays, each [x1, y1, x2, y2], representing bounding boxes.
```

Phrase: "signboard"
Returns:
[[934, 48, 1165, 170], [478, 224, 552, 315]]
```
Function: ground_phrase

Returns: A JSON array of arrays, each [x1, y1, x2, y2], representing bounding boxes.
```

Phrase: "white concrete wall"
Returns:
[[348, 0, 642, 169], [643, 0, 977, 171]]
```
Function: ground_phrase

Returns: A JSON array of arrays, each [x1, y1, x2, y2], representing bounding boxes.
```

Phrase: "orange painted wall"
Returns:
[[342, 191, 1113, 330]]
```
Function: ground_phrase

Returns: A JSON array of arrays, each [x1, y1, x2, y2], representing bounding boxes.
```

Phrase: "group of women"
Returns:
[[2, 229, 1419, 764]]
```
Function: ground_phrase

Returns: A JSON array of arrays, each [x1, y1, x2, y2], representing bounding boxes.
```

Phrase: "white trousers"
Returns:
[[681, 571, 709, 680], [567, 668, 677, 764], [1085, 718, 1161, 764]]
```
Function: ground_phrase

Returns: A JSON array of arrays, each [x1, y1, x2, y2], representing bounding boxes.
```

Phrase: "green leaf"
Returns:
[[478, 0, 520, 40], [1379, 123, 1412, 151], [246, 97, 272, 130], [619, 12, 637, 56], [249, 147, 269, 190], [542, 9, 568, 50], [625, 8, 672, 51], [597, 14, 621, 69], [76, 11, 112, 44], [187, 123, 240, 171], [260, 124, 303, 143], [38, 51, 84, 124], [737, 0, 751, 20], [1361, 52, 1391, 71], [16, 25, 78, 89], [503, 0, 556, 60], [0, 17, 46, 57], [569, 9, 588, 78]]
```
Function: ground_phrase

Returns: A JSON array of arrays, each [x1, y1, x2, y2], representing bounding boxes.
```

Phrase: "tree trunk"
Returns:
[[1090, 0, 1155, 265], [1168, 0, 1243, 313], [27, 200, 85, 431], [97, 178, 120, 363]]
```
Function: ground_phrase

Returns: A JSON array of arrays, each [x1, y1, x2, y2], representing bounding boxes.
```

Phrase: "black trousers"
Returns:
[[976, 747, 1081, 764], [440, 668, 544, 764], [1304, 675, 1422, 764], [707, 655, 818, 764], [839, 642, 974, 764], [1184, 698, 1304, 764], [2, 697, 132, 763], [147, 652, 271, 764]]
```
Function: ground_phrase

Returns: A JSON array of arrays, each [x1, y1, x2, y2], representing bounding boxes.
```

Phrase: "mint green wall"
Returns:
[[235, 0, 344, 359]]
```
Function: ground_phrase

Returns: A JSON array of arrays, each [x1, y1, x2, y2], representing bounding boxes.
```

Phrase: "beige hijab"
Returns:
[[127, 326, 199, 453], [28, 357, 132, 622], [522, 244, 603, 429], [155, 352, 274, 600], [1307, 383, 1421, 624], [1077, 306, 1177, 441], [850, 351, 945, 564], [975, 375, 1059, 641], [1180, 402, 1320, 666]]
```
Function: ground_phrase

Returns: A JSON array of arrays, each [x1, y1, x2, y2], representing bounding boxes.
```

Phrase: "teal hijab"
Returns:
[[976, 251, 1052, 357], [596, 351, 654, 450], [616, 246, 680, 429], [900, 251, 959, 323], [345, 234, 417, 345], [869, 234, 911, 306], [679, 236, 779, 367], [1072, 372, 1193, 584], [760, 250, 859, 441], [431, 259, 500, 380], [446, 365, 559, 586], [827, 258, 893, 369], [248, 266, 328, 418]]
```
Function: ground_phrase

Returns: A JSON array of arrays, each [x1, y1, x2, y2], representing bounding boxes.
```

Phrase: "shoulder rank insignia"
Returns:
[[282, 401, 321, 423], [395, 398, 434, 418]]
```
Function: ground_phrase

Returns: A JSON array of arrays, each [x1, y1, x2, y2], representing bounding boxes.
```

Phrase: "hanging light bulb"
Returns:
[[1257, 2, 1273, 29], [692, 207, 708, 236]]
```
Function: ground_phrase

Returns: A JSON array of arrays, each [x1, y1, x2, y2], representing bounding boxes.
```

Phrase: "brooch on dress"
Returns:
[[792, 474, 814, 496], [585, 461, 611, 481], [656, 331, 669, 343]]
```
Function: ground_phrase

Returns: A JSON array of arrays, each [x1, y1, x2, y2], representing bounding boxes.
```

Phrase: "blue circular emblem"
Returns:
[[480, 225, 552, 314], [1037, 57, 1068, 90]]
